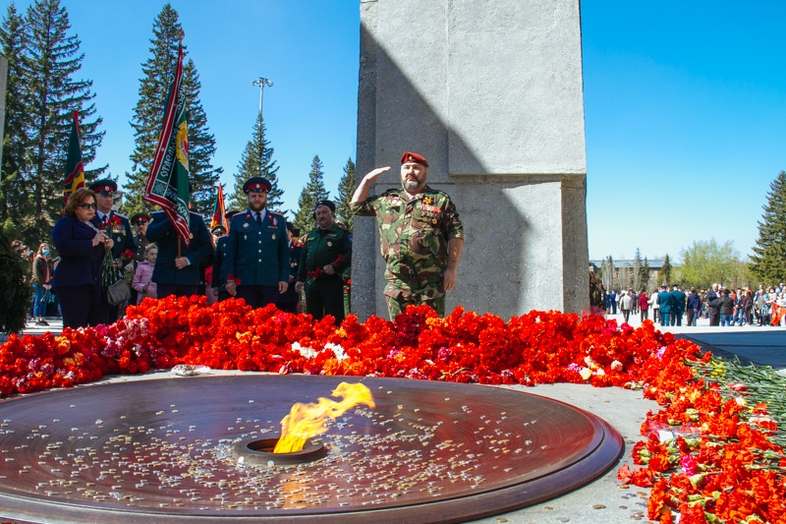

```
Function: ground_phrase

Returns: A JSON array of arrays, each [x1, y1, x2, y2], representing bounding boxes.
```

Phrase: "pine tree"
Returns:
[[292, 155, 329, 233], [661, 254, 672, 285], [0, 227, 32, 334], [641, 257, 651, 291], [335, 157, 356, 231], [21, 0, 104, 246], [0, 3, 30, 235], [229, 111, 282, 211], [750, 171, 786, 284], [122, 4, 221, 217]]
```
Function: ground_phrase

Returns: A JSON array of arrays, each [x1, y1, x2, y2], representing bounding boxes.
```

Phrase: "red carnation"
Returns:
[[227, 274, 234, 281]]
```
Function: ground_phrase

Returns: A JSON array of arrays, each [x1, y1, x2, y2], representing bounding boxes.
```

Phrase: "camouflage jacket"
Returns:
[[351, 185, 463, 297]]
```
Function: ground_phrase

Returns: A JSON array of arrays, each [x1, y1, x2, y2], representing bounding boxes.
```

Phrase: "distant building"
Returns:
[[589, 258, 670, 291]]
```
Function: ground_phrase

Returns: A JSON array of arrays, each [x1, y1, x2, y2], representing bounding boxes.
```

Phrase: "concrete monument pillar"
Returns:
[[353, 0, 588, 320]]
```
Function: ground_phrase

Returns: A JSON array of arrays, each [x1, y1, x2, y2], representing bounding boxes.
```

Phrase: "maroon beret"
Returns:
[[400, 152, 429, 168]]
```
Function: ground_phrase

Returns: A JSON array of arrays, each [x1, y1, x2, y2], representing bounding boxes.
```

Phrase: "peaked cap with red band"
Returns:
[[400, 152, 429, 168], [242, 177, 272, 194], [89, 179, 118, 193], [130, 212, 151, 225]]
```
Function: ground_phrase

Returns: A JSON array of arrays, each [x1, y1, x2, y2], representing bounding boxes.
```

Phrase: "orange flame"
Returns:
[[274, 382, 375, 453]]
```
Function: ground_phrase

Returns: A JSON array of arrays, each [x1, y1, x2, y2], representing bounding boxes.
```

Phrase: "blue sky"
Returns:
[[7, 1, 786, 262]]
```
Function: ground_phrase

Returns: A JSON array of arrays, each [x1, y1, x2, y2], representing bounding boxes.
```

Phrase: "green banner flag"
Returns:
[[62, 110, 84, 205], [143, 44, 191, 246]]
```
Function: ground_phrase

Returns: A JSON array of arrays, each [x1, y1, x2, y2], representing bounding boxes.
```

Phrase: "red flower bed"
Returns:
[[0, 295, 782, 522]]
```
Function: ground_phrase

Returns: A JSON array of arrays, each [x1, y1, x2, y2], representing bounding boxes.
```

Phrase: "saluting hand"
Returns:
[[364, 166, 391, 182]]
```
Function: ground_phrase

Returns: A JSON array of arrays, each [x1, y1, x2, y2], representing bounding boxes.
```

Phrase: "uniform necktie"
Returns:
[[256, 213, 262, 228]]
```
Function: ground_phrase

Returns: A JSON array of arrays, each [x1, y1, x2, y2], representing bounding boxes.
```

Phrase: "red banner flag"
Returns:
[[210, 184, 227, 232]]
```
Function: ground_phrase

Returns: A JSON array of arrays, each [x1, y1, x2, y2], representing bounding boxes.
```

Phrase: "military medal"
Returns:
[[243, 222, 249, 228], [327, 241, 333, 247], [272, 234, 276, 240], [432, 218, 437, 224]]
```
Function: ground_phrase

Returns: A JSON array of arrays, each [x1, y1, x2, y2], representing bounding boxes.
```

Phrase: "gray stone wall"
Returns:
[[354, 0, 588, 320]]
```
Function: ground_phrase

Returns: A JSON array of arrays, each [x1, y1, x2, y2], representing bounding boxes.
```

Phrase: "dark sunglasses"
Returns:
[[78, 203, 97, 209]]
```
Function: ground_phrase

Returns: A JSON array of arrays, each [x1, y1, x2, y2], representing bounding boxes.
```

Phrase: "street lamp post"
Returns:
[[252, 77, 273, 116]]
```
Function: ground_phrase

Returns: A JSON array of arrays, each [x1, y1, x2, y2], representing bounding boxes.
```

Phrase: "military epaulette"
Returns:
[[269, 209, 284, 217], [114, 212, 129, 219]]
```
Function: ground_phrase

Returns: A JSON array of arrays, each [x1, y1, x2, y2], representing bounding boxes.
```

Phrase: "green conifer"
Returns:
[[123, 4, 221, 217], [21, 0, 104, 246], [750, 170, 786, 283], [335, 157, 356, 231], [0, 228, 32, 334], [0, 3, 30, 234], [292, 155, 329, 232], [229, 112, 282, 211], [661, 254, 672, 285]]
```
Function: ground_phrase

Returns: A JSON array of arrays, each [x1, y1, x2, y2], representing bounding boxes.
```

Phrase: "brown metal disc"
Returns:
[[0, 375, 622, 523]]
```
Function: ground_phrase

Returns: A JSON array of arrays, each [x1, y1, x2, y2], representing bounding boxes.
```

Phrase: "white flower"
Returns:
[[292, 341, 318, 360], [324, 342, 347, 361]]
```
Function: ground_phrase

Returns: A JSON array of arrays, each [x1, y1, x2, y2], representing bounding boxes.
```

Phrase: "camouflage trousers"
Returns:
[[385, 293, 445, 320]]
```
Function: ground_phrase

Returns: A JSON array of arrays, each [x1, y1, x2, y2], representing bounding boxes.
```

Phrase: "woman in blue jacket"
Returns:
[[51, 188, 114, 328]]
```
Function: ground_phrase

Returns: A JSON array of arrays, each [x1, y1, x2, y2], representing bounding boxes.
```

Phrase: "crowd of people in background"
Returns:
[[604, 283, 786, 327]]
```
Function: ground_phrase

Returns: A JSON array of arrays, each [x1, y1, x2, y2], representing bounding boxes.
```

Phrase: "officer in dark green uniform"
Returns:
[[224, 177, 289, 309], [295, 200, 352, 323], [89, 179, 135, 323]]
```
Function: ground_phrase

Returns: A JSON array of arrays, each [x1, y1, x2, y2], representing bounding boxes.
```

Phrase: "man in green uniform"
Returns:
[[295, 200, 352, 323], [350, 152, 464, 319]]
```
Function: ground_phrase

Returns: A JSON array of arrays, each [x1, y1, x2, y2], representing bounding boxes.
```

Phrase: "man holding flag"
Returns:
[[144, 42, 212, 299]]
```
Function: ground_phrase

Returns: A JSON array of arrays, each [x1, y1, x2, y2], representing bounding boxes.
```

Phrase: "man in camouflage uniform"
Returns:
[[351, 152, 464, 319]]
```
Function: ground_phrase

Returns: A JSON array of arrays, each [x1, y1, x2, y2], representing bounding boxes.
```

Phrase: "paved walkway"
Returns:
[[0, 316, 64, 343], [605, 310, 786, 369]]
